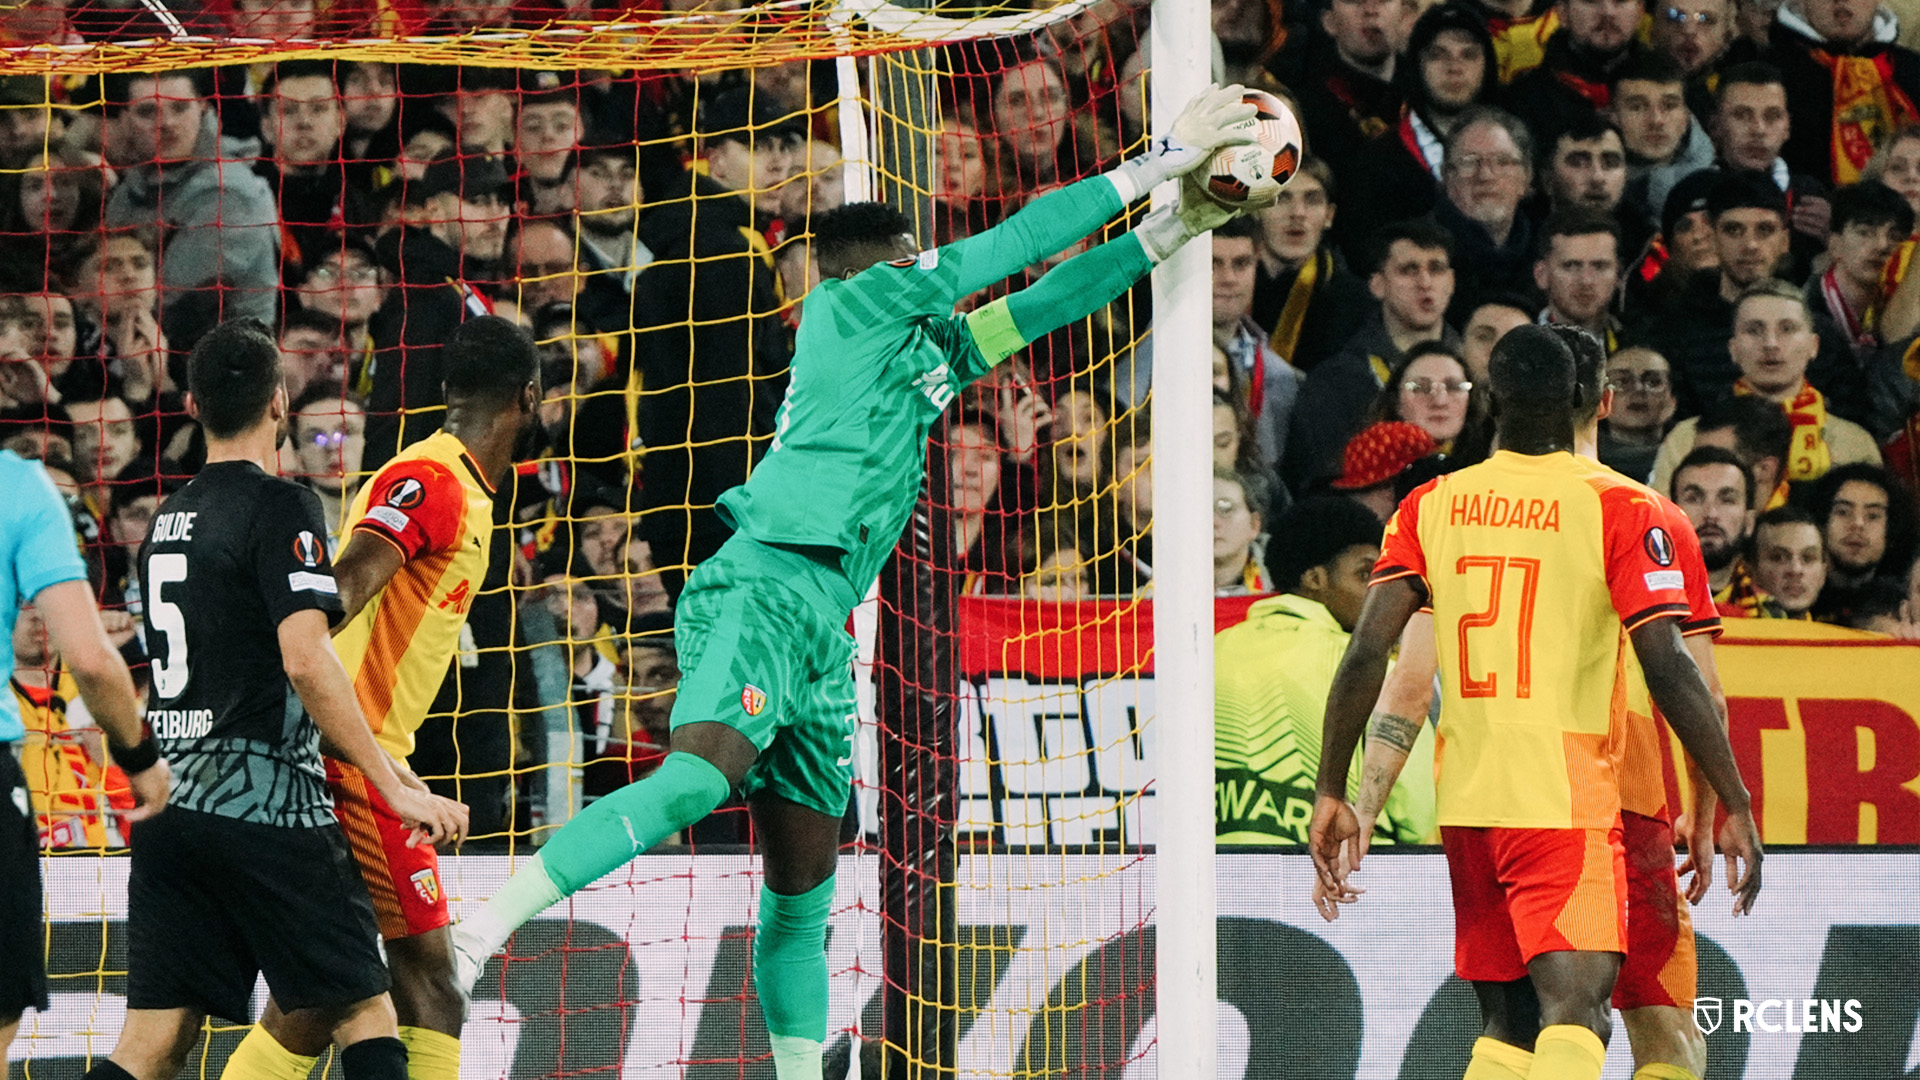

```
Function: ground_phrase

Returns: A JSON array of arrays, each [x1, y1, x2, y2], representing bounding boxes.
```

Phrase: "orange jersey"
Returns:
[[1616, 497, 1722, 820], [333, 431, 495, 762], [1375, 451, 1692, 829]]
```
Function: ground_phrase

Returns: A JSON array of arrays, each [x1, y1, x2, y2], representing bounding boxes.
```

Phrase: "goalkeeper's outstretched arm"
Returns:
[[939, 85, 1256, 298], [963, 174, 1241, 365]]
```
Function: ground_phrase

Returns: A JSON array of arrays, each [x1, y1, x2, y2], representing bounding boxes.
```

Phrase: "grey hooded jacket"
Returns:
[[106, 111, 279, 327]]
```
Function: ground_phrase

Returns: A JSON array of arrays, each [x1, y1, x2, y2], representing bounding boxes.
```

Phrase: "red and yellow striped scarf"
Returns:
[[1809, 48, 1920, 183], [1713, 559, 1764, 617], [1734, 378, 1832, 481]]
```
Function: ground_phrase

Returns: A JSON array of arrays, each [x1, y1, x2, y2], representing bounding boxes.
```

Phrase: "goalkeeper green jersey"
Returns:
[[716, 175, 1134, 605], [1214, 593, 1438, 846]]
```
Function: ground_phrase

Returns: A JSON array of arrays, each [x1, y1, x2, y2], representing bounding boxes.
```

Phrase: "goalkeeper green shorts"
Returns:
[[671, 537, 859, 818]]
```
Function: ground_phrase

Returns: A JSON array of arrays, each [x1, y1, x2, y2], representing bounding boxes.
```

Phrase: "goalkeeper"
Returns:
[[450, 84, 1268, 1080]]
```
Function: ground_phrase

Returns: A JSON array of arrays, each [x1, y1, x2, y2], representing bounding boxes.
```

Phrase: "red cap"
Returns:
[[1330, 422, 1438, 490]]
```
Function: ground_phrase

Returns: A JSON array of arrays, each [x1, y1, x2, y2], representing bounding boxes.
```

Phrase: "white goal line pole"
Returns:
[[829, 0, 879, 205], [1148, 0, 1216, 1073]]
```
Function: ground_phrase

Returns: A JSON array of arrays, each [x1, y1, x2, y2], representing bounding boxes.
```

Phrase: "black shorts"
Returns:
[[1, 746, 47, 1018], [127, 807, 390, 1022]]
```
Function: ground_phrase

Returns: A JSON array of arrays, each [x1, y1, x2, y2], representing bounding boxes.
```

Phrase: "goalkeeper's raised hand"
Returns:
[[1168, 84, 1260, 169], [1105, 84, 1257, 202]]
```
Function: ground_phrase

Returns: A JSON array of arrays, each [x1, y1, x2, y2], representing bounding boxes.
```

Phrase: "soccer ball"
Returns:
[[1204, 90, 1301, 209]]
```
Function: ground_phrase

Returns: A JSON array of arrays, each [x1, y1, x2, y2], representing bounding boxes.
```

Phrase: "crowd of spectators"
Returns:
[[7, 0, 1920, 845]]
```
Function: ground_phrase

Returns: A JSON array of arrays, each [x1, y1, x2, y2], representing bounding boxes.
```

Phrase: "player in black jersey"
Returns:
[[83, 320, 469, 1080]]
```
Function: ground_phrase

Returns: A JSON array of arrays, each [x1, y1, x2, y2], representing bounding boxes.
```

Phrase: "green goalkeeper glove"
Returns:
[[1134, 172, 1239, 263], [1105, 84, 1257, 203]]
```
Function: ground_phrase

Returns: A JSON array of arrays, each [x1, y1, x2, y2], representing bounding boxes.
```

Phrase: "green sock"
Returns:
[[754, 876, 835, 1080], [540, 751, 731, 893]]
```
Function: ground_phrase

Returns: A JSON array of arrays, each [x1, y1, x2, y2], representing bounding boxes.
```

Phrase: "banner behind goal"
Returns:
[[2, 0, 1195, 1074]]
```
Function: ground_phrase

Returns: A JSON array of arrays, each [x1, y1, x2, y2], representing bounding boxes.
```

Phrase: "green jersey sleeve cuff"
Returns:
[[963, 298, 1027, 365]]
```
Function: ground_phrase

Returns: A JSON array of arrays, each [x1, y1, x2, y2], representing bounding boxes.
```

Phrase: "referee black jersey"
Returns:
[[138, 460, 346, 828]]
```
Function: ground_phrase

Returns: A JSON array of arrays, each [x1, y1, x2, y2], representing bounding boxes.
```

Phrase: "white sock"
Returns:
[[769, 1034, 824, 1080], [459, 853, 564, 960]]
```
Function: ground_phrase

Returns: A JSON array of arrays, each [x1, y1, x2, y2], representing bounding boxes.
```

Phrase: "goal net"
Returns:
[[4, 0, 1180, 1074]]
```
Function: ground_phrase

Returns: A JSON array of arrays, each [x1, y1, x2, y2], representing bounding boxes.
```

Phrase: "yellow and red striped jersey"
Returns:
[[1375, 451, 1692, 829], [333, 431, 494, 762]]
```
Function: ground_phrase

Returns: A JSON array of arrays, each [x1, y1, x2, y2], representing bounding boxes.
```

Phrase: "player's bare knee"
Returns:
[[390, 964, 468, 1033], [1624, 1006, 1705, 1075], [325, 992, 400, 1047], [669, 722, 758, 785], [763, 854, 835, 896], [259, 999, 333, 1058], [111, 1008, 205, 1079]]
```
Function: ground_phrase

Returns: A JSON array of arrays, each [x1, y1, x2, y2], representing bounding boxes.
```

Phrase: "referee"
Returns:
[[83, 320, 468, 1080], [2, 302, 171, 1064]]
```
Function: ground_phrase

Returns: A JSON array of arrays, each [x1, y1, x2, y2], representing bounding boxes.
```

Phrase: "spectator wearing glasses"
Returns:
[[286, 387, 366, 545], [1213, 467, 1271, 596], [1431, 107, 1536, 318], [1368, 341, 1490, 471], [293, 235, 386, 366], [1599, 347, 1678, 481], [957, 37, 1082, 194], [1649, 0, 1737, 109]]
